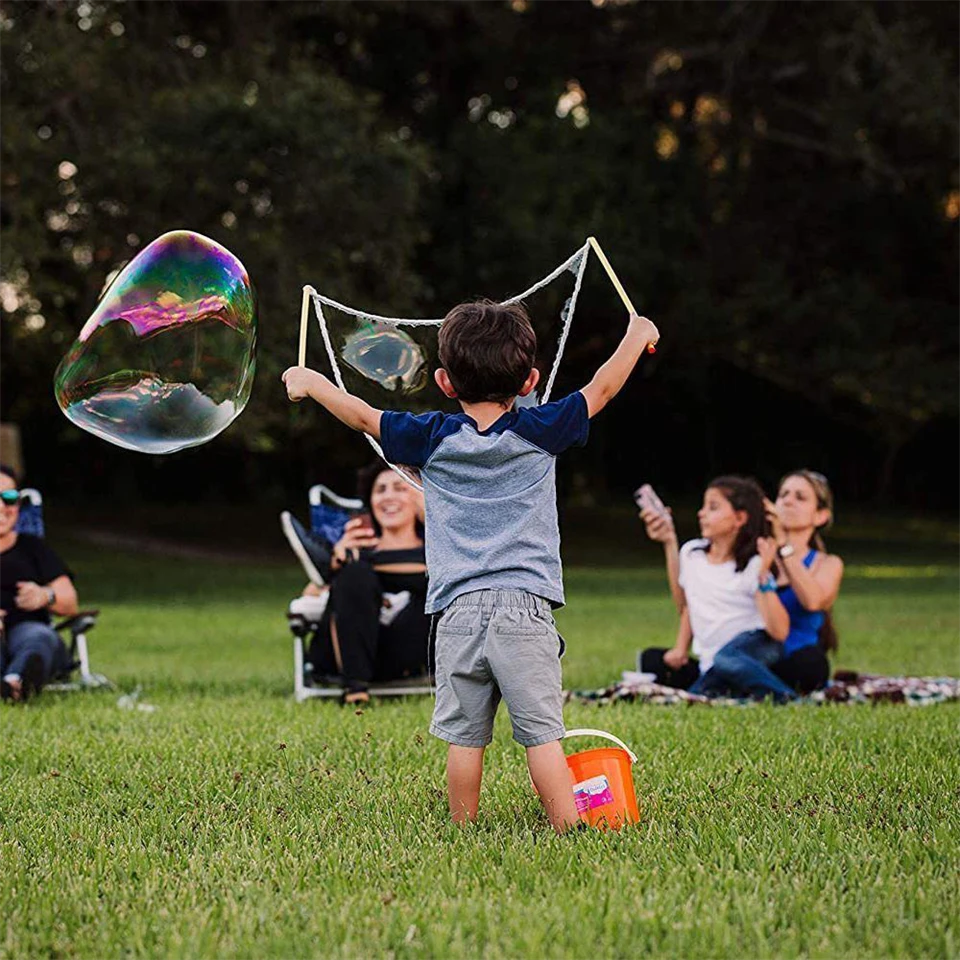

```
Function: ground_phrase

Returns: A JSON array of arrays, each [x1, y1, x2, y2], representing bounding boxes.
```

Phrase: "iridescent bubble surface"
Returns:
[[54, 230, 256, 454], [341, 320, 426, 394]]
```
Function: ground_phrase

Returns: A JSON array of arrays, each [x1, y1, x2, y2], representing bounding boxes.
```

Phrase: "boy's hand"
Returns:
[[581, 313, 660, 417], [628, 313, 660, 349], [282, 366, 323, 402]]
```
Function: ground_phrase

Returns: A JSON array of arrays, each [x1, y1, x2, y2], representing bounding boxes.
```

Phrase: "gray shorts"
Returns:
[[429, 590, 565, 748]]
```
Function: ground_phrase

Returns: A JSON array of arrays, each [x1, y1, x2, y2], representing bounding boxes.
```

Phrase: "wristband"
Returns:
[[46, 588, 56, 607], [777, 543, 795, 559], [758, 575, 778, 594]]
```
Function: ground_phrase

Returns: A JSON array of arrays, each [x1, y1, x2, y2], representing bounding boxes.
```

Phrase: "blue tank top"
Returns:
[[777, 549, 825, 655]]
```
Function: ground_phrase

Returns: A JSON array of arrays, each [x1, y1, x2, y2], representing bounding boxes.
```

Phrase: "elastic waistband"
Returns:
[[446, 590, 550, 614]]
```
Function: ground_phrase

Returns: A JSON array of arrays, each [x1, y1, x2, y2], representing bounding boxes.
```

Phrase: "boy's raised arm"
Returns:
[[580, 314, 659, 418], [282, 366, 383, 440]]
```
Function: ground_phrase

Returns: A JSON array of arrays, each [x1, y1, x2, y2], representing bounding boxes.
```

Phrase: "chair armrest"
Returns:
[[53, 610, 100, 636]]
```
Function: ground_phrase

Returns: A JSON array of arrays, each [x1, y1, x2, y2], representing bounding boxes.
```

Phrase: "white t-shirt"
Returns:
[[677, 539, 764, 673]]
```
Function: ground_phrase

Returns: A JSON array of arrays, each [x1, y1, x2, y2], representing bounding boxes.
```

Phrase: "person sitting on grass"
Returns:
[[639, 471, 842, 698], [638, 476, 788, 694], [0, 464, 79, 702], [692, 470, 843, 699], [289, 462, 431, 705], [284, 301, 659, 833]]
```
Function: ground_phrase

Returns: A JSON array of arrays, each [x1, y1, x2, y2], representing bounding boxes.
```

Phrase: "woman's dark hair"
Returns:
[[0, 463, 20, 485], [700, 475, 769, 572], [437, 299, 537, 404], [356, 462, 424, 540], [778, 469, 839, 653]]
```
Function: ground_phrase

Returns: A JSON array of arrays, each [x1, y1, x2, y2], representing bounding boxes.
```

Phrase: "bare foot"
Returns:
[[343, 690, 370, 706], [5, 676, 22, 702]]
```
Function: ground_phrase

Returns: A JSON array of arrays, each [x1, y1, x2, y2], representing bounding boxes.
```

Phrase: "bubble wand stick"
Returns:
[[298, 285, 315, 366], [587, 237, 656, 354]]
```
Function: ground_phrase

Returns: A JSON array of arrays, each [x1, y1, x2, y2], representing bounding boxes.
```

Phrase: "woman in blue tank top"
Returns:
[[694, 470, 845, 700]]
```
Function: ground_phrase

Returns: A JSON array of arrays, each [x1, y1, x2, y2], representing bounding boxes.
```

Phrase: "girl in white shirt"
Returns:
[[637, 476, 788, 688]]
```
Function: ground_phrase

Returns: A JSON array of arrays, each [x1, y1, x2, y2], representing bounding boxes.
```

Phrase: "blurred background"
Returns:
[[1, 0, 956, 556]]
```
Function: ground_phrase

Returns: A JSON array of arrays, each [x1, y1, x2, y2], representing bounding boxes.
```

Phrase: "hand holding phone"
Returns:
[[334, 514, 379, 566], [634, 483, 668, 517]]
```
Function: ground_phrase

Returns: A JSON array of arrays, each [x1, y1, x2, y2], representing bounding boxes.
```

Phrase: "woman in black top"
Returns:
[[307, 462, 430, 704], [0, 465, 79, 700]]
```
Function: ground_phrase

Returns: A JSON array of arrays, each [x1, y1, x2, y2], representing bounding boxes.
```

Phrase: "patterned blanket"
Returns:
[[567, 670, 960, 707]]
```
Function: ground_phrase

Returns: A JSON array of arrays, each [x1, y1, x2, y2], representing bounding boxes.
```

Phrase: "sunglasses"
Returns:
[[0, 490, 23, 506]]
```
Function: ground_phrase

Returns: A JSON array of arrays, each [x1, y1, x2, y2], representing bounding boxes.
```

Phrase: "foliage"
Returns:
[[0, 1, 956, 502], [0, 0, 429, 460]]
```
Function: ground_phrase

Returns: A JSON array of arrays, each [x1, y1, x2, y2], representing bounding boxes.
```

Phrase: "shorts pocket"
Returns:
[[492, 607, 550, 639], [437, 606, 480, 636]]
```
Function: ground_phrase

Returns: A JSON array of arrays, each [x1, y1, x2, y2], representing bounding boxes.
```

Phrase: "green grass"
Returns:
[[2, 539, 959, 959]]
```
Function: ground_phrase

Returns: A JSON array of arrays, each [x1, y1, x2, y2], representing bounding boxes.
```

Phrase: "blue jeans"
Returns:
[[1, 620, 67, 684], [689, 629, 797, 701]]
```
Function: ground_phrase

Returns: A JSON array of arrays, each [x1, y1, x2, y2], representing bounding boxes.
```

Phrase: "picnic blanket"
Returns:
[[567, 670, 960, 707]]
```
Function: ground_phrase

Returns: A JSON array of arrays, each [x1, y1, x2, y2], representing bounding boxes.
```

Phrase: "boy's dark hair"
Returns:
[[437, 300, 537, 404], [0, 463, 20, 485]]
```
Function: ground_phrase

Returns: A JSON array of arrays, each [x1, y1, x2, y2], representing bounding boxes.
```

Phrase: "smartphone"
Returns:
[[633, 483, 668, 517]]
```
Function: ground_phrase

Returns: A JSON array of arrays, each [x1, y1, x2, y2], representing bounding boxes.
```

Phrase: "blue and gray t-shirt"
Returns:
[[380, 391, 590, 614]]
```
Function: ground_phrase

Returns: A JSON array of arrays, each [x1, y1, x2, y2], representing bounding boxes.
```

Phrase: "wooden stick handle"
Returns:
[[298, 285, 314, 367], [587, 237, 656, 353]]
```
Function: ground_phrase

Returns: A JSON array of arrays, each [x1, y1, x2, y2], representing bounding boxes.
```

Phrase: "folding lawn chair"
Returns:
[[15, 489, 110, 691], [281, 484, 432, 702]]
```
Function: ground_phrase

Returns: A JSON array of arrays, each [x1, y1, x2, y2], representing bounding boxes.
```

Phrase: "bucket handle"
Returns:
[[564, 728, 638, 764]]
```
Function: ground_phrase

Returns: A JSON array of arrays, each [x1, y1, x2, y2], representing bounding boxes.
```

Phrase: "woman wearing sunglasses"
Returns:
[[0, 464, 79, 701]]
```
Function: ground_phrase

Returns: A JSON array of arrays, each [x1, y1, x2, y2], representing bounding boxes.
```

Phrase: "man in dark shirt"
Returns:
[[0, 465, 78, 700]]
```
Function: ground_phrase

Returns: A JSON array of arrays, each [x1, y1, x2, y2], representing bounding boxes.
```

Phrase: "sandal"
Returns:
[[342, 689, 371, 706]]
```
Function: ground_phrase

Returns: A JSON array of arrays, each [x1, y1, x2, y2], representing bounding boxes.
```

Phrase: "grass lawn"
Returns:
[[2, 536, 958, 959]]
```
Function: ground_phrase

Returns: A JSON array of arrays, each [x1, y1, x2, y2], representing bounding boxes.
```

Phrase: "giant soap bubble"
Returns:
[[54, 230, 256, 454], [342, 320, 426, 394]]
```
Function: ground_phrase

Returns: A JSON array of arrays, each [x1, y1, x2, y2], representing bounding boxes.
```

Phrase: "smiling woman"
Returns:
[[298, 462, 432, 705], [638, 471, 845, 699], [0, 464, 79, 701]]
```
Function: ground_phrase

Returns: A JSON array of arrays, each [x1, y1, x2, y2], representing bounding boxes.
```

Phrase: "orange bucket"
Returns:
[[564, 728, 639, 830]]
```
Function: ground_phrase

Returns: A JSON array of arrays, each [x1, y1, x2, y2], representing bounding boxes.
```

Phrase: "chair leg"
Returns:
[[76, 633, 92, 682], [294, 635, 307, 702]]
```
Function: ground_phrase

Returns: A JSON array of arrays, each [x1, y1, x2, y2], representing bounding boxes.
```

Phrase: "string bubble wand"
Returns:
[[587, 237, 656, 353], [297, 285, 316, 366]]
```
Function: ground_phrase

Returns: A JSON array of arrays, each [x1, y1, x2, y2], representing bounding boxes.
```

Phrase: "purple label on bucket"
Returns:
[[573, 775, 614, 812]]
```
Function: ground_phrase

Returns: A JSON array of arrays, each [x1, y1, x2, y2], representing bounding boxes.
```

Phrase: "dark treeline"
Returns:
[[2, 0, 957, 512]]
